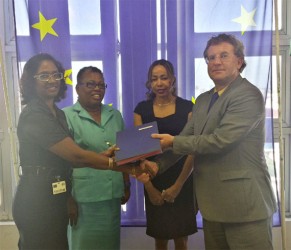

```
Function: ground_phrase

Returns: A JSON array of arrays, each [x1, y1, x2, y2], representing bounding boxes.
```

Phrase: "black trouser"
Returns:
[[12, 169, 70, 250]]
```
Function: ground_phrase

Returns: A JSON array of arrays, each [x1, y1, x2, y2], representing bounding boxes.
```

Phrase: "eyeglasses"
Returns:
[[205, 52, 232, 64], [79, 82, 108, 90], [34, 73, 63, 82]]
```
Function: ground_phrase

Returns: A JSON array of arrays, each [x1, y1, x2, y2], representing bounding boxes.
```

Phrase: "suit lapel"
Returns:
[[195, 90, 214, 135], [195, 75, 244, 135]]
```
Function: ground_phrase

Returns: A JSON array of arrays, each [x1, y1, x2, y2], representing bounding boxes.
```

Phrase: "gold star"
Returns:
[[232, 6, 257, 35], [32, 11, 58, 41], [64, 69, 72, 85]]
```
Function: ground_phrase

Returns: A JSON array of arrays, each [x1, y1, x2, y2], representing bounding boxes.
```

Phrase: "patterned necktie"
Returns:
[[207, 92, 219, 113]]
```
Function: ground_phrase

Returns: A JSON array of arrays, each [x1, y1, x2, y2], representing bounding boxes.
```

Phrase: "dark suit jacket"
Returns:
[[157, 75, 277, 223]]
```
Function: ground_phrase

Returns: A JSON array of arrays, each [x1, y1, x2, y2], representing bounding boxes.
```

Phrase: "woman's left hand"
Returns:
[[67, 195, 78, 226], [161, 184, 181, 203]]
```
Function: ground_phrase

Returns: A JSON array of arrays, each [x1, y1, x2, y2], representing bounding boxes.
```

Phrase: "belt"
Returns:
[[20, 166, 70, 177]]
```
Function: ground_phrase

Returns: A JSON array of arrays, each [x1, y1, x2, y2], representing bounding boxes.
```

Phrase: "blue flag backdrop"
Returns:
[[13, 0, 279, 227], [15, 0, 73, 107]]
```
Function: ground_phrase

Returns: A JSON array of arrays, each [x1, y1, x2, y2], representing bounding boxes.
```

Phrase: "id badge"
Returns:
[[52, 180, 66, 195]]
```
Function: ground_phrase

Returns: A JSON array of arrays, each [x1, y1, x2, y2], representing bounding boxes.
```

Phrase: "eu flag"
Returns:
[[14, 0, 73, 108]]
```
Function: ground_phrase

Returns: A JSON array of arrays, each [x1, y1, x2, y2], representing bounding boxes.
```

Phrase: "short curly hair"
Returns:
[[145, 59, 177, 100], [76, 66, 103, 85], [20, 53, 67, 105]]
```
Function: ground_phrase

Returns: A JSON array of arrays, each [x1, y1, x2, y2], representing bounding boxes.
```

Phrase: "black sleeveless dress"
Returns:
[[134, 97, 197, 239]]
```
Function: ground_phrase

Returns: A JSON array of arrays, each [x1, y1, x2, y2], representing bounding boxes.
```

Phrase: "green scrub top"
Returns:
[[63, 102, 125, 202]]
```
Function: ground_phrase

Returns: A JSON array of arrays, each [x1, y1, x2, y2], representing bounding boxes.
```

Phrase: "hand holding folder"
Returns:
[[115, 121, 162, 166]]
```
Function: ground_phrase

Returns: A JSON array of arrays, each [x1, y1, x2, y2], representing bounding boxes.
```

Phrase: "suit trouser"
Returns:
[[203, 216, 273, 250]]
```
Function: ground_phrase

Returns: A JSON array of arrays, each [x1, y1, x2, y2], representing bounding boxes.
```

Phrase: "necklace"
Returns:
[[155, 98, 175, 107]]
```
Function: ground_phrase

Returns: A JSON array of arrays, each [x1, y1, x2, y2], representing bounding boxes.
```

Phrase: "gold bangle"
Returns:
[[108, 158, 114, 169]]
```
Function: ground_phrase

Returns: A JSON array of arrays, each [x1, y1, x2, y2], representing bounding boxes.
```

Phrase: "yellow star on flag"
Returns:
[[32, 11, 58, 41], [64, 69, 72, 85], [232, 6, 257, 35]]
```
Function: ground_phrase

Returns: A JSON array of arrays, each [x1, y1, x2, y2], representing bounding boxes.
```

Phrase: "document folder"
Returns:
[[115, 121, 162, 166]]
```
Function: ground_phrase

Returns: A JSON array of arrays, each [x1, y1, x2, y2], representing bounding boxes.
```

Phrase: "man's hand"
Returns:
[[140, 159, 159, 178], [130, 160, 158, 184], [151, 133, 174, 150], [135, 173, 151, 184]]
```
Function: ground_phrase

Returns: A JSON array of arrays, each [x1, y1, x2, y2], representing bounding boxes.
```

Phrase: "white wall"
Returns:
[[1, 222, 291, 250]]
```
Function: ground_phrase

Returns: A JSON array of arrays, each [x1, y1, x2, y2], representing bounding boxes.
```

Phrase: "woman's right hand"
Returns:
[[101, 145, 119, 157], [144, 182, 164, 206]]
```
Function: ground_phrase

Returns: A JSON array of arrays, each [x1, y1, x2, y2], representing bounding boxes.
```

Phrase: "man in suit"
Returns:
[[143, 33, 277, 249]]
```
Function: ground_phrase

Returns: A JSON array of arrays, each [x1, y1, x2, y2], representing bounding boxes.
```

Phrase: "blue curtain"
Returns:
[[13, 0, 279, 227]]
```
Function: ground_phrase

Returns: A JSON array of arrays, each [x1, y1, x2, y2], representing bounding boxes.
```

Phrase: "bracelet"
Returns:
[[108, 158, 114, 169]]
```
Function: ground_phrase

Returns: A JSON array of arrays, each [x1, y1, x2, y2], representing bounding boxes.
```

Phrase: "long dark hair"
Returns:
[[20, 53, 67, 105], [145, 59, 177, 100]]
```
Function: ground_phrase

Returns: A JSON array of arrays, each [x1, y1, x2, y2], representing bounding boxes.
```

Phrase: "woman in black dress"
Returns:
[[134, 59, 197, 250]]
